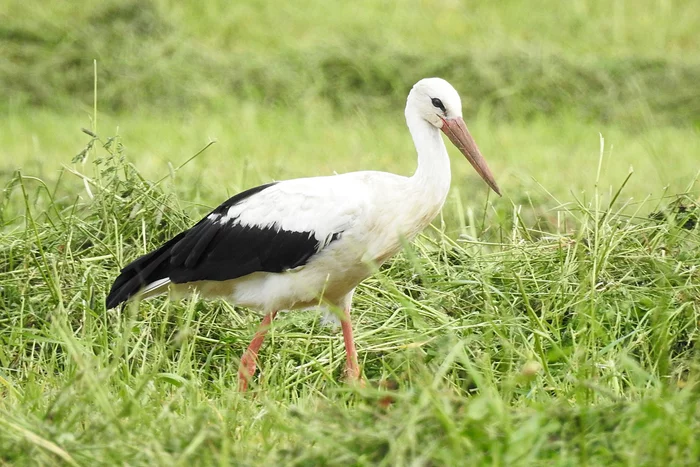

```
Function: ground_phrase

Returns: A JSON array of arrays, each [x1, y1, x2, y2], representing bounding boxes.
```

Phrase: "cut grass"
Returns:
[[0, 128, 699, 464], [2, 0, 700, 126], [2, 107, 699, 230], [2, 0, 700, 463]]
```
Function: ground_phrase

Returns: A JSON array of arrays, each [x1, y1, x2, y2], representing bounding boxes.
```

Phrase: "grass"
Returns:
[[2, 0, 700, 464], [1, 131, 699, 464], [2, 0, 700, 126], [3, 108, 699, 222]]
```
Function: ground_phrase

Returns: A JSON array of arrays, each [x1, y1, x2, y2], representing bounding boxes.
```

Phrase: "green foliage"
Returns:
[[2, 0, 700, 126], [1, 130, 699, 464], [2, 0, 700, 463]]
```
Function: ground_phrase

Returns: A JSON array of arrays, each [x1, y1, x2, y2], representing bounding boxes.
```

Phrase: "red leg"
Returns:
[[238, 311, 278, 392], [340, 306, 362, 383]]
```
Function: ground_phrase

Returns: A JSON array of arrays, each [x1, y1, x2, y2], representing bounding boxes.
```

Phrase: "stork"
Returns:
[[106, 78, 501, 391]]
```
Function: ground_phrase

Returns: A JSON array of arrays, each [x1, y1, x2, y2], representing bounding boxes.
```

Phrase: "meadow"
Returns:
[[1, 0, 700, 464]]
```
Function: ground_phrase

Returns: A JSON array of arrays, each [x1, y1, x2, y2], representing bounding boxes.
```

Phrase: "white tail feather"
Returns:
[[140, 278, 172, 300]]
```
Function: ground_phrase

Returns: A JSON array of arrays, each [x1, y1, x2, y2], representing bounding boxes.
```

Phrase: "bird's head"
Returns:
[[407, 77, 501, 196]]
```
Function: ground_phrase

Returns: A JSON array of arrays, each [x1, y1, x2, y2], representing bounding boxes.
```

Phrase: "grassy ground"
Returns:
[[2, 0, 700, 465]]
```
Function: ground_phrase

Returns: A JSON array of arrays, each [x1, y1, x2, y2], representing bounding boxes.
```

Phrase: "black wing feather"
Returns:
[[184, 220, 220, 268], [106, 182, 343, 309]]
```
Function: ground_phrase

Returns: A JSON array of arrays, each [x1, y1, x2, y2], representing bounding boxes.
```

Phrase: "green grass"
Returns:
[[2, 0, 700, 464], [1, 131, 699, 464], [3, 0, 700, 126], [3, 107, 699, 229]]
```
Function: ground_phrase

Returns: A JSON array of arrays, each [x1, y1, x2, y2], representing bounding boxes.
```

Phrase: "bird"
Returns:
[[106, 77, 501, 391]]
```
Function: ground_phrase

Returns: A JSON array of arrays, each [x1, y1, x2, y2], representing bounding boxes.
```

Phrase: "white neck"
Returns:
[[406, 112, 452, 209]]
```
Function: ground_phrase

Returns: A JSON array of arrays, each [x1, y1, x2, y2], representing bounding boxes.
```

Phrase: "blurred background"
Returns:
[[2, 0, 699, 222]]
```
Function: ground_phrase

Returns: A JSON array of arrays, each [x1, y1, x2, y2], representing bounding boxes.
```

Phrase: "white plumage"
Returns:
[[107, 77, 501, 390]]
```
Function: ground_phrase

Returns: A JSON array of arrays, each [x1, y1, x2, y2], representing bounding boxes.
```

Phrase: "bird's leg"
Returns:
[[238, 311, 278, 392], [340, 305, 362, 383]]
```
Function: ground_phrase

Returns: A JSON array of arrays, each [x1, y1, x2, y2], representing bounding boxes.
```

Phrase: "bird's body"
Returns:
[[111, 168, 448, 312], [107, 78, 501, 390]]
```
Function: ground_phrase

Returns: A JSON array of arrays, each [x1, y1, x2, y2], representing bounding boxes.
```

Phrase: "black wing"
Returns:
[[105, 182, 341, 309]]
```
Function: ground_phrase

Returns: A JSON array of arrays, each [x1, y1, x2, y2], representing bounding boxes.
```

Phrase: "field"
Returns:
[[1, 0, 700, 464]]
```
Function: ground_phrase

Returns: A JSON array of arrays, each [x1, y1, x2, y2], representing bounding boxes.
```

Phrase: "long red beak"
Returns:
[[441, 117, 501, 196]]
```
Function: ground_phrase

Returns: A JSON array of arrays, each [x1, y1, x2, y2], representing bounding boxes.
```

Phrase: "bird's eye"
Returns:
[[431, 97, 446, 112]]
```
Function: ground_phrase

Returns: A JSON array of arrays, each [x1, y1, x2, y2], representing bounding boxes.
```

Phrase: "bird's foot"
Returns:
[[238, 355, 257, 392], [238, 311, 277, 392], [238, 372, 251, 392], [344, 364, 366, 388]]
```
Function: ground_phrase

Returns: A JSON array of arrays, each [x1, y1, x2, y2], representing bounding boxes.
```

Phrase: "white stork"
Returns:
[[106, 78, 501, 391]]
